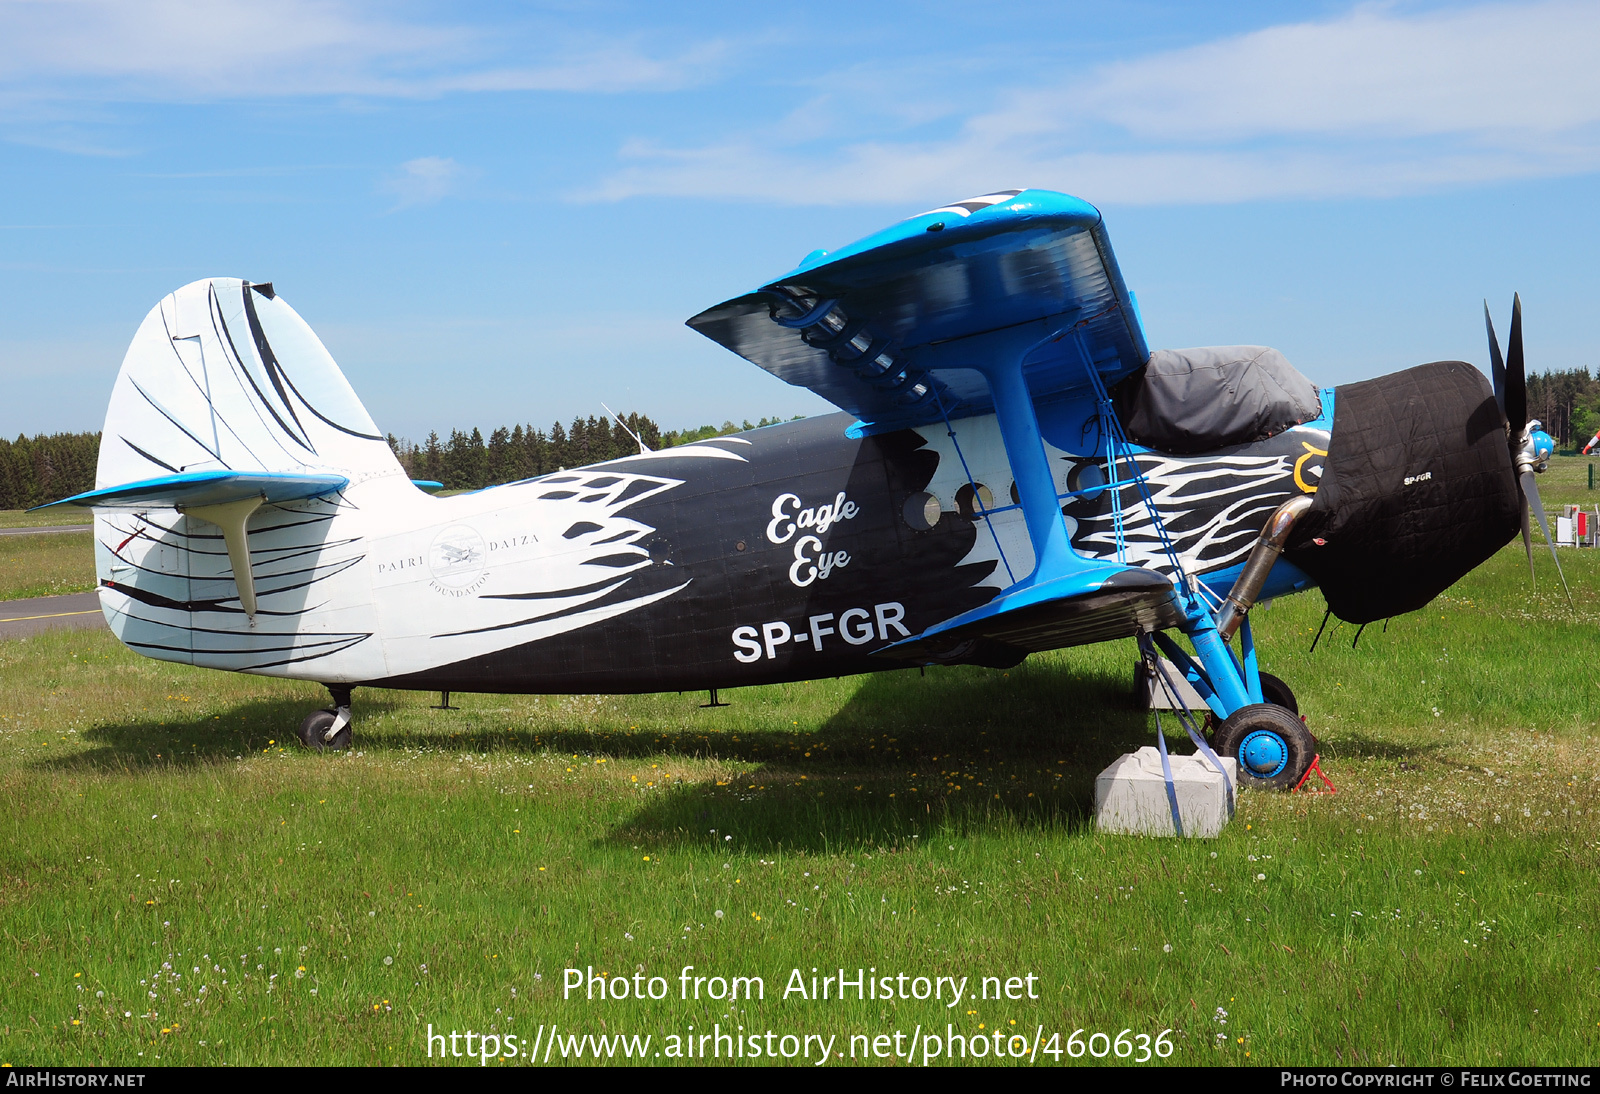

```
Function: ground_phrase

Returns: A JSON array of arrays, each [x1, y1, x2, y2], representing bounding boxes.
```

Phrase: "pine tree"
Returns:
[[548, 421, 568, 471], [422, 431, 444, 483]]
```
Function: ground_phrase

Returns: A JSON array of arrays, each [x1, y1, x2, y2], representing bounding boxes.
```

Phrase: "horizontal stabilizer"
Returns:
[[32, 469, 348, 511], [38, 470, 347, 623]]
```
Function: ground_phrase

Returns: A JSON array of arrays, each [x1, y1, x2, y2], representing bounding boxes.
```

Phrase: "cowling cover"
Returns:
[[1112, 346, 1322, 454], [1282, 361, 1519, 624]]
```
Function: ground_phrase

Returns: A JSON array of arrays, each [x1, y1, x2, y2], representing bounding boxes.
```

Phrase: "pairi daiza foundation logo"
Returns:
[[427, 525, 489, 597]]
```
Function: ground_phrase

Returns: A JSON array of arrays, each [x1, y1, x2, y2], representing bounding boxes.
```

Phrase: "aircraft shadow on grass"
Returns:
[[33, 659, 1433, 852], [29, 693, 413, 774], [36, 659, 1153, 846], [600, 661, 1159, 851]]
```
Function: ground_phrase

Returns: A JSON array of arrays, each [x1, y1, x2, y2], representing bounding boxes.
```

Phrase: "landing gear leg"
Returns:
[[298, 685, 354, 751], [1155, 612, 1315, 791]]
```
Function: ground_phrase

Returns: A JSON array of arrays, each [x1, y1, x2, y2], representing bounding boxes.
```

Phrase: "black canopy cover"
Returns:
[[1111, 346, 1322, 454]]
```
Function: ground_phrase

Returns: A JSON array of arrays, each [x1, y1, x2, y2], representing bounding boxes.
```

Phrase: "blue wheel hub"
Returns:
[[1239, 729, 1289, 778]]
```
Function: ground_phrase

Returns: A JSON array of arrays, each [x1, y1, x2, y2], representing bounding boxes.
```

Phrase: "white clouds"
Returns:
[[593, 0, 1600, 206], [1077, 1, 1600, 142], [382, 156, 468, 209], [0, 0, 452, 96], [7, 1, 1598, 206], [0, 0, 725, 101], [441, 41, 732, 95]]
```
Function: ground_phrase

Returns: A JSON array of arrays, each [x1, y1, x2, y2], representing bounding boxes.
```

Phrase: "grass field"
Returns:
[[0, 507, 97, 602], [0, 509, 93, 529], [0, 532, 95, 601], [1, 472, 1599, 1067]]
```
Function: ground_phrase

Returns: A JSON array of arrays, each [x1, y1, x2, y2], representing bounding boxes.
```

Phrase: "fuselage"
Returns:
[[94, 402, 1330, 694]]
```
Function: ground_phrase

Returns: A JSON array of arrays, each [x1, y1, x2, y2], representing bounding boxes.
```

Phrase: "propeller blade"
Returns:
[[1520, 469, 1573, 608], [1505, 293, 1526, 433], [1520, 495, 1534, 582], [1484, 300, 1506, 418]]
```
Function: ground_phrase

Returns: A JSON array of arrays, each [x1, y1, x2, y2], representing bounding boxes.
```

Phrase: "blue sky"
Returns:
[[3, 0, 1599, 441]]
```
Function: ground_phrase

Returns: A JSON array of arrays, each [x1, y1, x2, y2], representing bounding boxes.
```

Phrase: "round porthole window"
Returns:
[[1066, 461, 1107, 501], [954, 482, 994, 520], [903, 492, 942, 531]]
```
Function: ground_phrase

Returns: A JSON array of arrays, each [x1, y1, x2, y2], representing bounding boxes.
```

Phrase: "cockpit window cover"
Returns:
[[1111, 346, 1322, 455]]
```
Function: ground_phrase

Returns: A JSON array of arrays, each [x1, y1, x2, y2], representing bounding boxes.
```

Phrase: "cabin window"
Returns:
[[955, 483, 994, 520]]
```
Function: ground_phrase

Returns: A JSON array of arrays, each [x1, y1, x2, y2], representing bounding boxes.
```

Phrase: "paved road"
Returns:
[[0, 591, 106, 638], [0, 524, 92, 536]]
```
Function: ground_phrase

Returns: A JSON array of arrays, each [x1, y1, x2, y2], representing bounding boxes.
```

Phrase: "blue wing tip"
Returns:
[[769, 188, 1102, 284], [38, 470, 349, 509]]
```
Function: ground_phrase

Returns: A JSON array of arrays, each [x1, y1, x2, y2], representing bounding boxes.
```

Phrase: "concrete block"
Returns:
[[1134, 658, 1208, 712], [1094, 747, 1238, 838]]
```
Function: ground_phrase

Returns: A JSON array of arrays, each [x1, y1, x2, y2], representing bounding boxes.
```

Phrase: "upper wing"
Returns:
[[687, 189, 1148, 433]]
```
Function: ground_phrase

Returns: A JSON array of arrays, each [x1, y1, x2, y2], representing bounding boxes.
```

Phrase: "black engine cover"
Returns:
[[1283, 361, 1518, 624]]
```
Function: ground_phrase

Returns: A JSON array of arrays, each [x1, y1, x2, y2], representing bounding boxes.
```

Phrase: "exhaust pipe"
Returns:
[[1216, 494, 1313, 641]]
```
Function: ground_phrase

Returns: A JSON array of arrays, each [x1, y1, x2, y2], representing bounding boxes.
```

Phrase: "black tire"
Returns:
[[1258, 671, 1298, 715], [1212, 703, 1314, 791], [297, 708, 352, 751]]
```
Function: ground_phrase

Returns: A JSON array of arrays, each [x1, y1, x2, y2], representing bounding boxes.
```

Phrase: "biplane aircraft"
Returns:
[[40, 189, 1558, 790]]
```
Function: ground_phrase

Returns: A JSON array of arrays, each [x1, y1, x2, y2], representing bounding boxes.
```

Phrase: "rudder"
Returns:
[[81, 279, 397, 679], [99, 278, 401, 487]]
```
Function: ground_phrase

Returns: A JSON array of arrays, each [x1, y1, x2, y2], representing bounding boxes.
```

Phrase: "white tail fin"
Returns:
[[91, 279, 397, 679], [100, 278, 402, 488]]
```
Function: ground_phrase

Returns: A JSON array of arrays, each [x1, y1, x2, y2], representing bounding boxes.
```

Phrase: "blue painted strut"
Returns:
[[1186, 613, 1253, 714], [979, 341, 1076, 583], [918, 314, 1263, 721]]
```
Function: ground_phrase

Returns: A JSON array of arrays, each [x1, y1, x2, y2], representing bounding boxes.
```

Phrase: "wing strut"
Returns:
[[915, 318, 1083, 586], [184, 496, 265, 623]]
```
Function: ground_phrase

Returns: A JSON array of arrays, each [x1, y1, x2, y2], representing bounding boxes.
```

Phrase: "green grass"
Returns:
[[0, 510, 93, 529], [1533, 453, 1600, 509], [0, 532, 96, 601], [2, 513, 1599, 1066]]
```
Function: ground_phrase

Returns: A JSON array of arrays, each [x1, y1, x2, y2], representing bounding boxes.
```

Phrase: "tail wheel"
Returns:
[[1212, 703, 1314, 791], [298, 708, 351, 751]]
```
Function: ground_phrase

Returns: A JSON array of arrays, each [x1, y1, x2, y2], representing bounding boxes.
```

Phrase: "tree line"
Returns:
[[387, 413, 800, 490], [1527, 368, 1600, 448], [15, 369, 1596, 511], [0, 414, 800, 509], [0, 431, 100, 511]]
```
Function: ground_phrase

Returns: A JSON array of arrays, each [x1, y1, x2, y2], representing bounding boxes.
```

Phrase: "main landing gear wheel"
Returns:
[[298, 709, 352, 751], [1257, 671, 1298, 716], [1212, 703, 1314, 791]]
